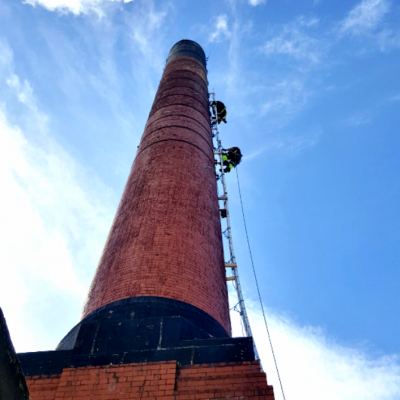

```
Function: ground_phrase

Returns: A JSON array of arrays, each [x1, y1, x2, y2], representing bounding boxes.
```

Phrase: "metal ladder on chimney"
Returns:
[[209, 91, 260, 362]]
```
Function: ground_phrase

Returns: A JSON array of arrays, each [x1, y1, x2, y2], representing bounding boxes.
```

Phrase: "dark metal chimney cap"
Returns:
[[166, 39, 206, 68]]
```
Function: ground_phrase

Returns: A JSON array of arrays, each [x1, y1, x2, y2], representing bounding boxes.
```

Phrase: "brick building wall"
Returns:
[[26, 361, 274, 399], [81, 53, 231, 334]]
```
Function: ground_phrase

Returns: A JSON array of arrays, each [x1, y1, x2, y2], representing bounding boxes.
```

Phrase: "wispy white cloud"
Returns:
[[209, 11, 253, 97], [122, 1, 170, 106], [388, 94, 400, 102], [0, 107, 114, 352], [257, 1, 398, 126], [244, 129, 321, 161], [256, 17, 324, 126], [343, 110, 374, 126], [339, 0, 390, 35], [230, 293, 400, 400], [335, 0, 400, 51], [260, 79, 311, 126], [0, 40, 114, 352], [209, 15, 231, 43], [34, 0, 166, 171], [248, 0, 266, 6], [256, 0, 394, 130], [261, 17, 323, 64], [7, 75, 34, 107], [23, 0, 132, 16], [126, 1, 168, 64], [376, 28, 400, 51], [6, 73, 49, 133]]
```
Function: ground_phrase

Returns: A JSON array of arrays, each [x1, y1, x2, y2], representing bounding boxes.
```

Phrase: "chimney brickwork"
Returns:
[[82, 54, 230, 334]]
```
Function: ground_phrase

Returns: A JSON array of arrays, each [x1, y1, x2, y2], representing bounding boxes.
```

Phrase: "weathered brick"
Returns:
[[80, 54, 231, 335]]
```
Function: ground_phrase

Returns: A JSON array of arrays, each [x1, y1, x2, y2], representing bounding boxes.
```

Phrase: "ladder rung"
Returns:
[[225, 263, 237, 268], [226, 277, 235, 281]]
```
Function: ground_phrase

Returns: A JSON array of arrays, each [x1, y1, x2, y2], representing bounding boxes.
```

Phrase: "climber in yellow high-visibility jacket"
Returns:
[[221, 147, 242, 173]]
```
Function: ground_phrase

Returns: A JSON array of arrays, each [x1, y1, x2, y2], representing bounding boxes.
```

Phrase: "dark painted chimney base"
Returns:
[[58, 296, 230, 353], [17, 297, 256, 377], [19, 335, 255, 377]]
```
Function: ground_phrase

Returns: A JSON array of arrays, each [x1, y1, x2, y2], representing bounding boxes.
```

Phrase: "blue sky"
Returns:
[[1, 0, 400, 398]]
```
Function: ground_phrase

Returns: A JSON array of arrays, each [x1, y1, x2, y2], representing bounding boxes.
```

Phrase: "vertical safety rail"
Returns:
[[210, 91, 260, 362]]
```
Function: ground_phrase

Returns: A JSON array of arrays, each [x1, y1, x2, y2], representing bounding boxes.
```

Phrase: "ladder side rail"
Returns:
[[221, 161, 260, 361], [209, 91, 260, 361]]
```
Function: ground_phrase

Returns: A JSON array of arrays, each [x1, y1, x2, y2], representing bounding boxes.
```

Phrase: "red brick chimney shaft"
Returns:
[[81, 43, 231, 335]]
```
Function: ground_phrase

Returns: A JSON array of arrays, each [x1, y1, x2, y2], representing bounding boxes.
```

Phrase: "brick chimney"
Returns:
[[81, 39, 230, 335], [17, 40, 276, 400]]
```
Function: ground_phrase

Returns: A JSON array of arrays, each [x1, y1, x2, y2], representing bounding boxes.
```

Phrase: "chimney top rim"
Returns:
[[167, 39, 206, 68]]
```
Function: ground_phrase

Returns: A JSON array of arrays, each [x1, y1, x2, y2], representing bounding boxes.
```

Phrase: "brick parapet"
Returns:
[[82, 54, 231, 334], [25, 361, 275, 399]]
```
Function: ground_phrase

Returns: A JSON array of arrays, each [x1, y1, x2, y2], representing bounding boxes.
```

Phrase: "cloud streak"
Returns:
[[259, 78, 312, 128], [248, 0, 266, 6], [229, 293, 400, 400], [209, 15, 231, 43], [339, 0, 390, 35], [0, 106, 114, 352], [24, 0, 132, 15], [0, 39, 115, 352], [244, 129, 321, 161], [261, 17, 322, 63], [255, 17, 326, 128]]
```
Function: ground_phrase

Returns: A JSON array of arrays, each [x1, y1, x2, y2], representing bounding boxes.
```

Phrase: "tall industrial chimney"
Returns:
[[15, 40, 275, 400], [81, 39, 230, 335]]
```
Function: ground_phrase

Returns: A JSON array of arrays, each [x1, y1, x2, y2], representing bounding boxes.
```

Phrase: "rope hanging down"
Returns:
[[235, 166, 287, 400]]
